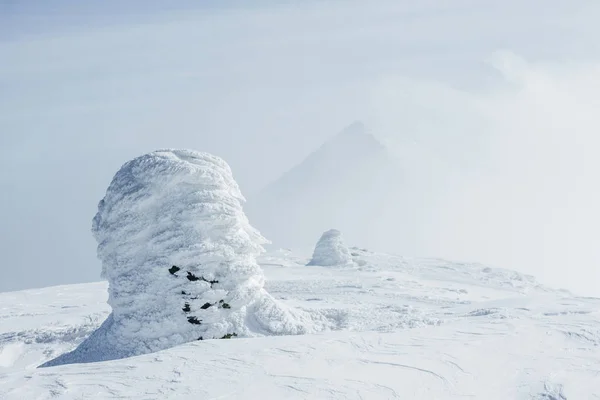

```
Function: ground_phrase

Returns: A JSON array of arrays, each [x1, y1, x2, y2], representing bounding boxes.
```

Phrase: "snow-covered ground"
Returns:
[[1, 248, 599, 399]]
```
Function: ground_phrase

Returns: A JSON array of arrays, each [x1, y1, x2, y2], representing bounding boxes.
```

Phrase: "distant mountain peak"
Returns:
[[246, 122, 401, 250], [324, 121, 385, 154], [339, 121, 367, 136], [256, 122, 391, 196]]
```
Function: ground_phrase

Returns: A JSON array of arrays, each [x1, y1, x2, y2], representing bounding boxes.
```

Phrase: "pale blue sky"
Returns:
[[1, 1, 600, 293]]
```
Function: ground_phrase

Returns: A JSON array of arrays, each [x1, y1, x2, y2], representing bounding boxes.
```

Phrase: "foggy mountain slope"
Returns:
[[246, 122, 423, 253], [258, 121, 389, 194]]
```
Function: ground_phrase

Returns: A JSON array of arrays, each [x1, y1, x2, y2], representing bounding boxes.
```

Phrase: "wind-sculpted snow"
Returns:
[[40, 150, 331, 367], [2, 249, 600, 397], [307, 229, 353, 266]]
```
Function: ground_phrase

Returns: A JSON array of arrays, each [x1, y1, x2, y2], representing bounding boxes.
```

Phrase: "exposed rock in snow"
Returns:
[[307, 229, 353, 266], [41, 150, 331, 367]]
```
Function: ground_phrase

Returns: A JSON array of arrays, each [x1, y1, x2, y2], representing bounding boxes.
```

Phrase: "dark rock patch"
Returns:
[[221, 333, 238, 339]]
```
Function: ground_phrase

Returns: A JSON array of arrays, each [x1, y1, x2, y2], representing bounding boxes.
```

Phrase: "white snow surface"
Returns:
[[307, 229, 353, 266], [1, 248, 600, 399], [41, 150, 330, 367]]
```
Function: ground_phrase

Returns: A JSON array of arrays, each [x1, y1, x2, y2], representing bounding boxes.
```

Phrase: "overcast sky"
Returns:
[[2, 0, 600, 294]]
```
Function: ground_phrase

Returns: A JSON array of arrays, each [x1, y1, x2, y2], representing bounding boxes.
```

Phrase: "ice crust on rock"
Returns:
[[41, 149, 329, 367], [307, 229, 353, 266]]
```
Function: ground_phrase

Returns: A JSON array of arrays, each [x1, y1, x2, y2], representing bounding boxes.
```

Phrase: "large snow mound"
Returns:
[[307, 229, 353, 266], [41, 150, 331, 367]]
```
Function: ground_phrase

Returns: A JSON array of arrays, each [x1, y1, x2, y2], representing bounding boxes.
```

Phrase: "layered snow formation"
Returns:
[[41, 150, 329, 367], [307, 229, 353, 266]]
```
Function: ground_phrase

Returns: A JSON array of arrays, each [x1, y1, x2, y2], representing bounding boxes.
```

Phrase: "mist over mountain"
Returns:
[[246, 122, 432, 254]]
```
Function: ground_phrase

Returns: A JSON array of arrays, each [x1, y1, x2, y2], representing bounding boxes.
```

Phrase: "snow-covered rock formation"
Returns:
[[307, 229, 353, 266], [41, 149, 329, 367]]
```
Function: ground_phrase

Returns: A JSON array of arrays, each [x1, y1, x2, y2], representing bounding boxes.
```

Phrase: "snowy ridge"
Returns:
[[41, 150, 333, 367], [1, 249, 599, 398], [1, 149, 598, 397]]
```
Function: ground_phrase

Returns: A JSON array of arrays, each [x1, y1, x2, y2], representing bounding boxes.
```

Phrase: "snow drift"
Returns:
[[41, 149, 330, 367], [307, 229, 353, 266]]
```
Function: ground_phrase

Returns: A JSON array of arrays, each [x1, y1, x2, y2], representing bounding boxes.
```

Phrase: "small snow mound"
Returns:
[[41, 149, 328, 367], [307, 229, 353, 266]]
